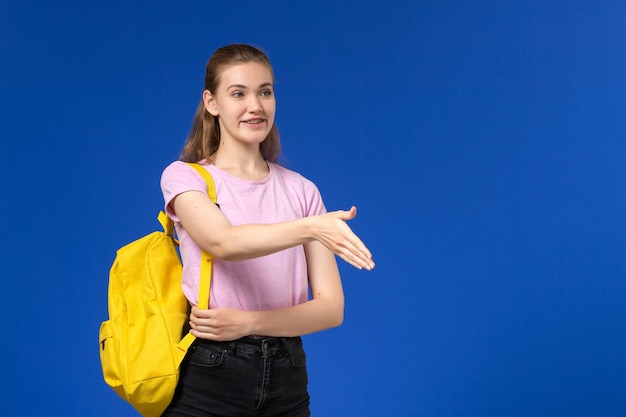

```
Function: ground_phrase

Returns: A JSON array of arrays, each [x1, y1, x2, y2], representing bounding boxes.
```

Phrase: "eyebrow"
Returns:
[[227, 82, 273, 90]]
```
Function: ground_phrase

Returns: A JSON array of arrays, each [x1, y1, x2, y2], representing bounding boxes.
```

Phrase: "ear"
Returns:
[[203, 90, 218, 116]]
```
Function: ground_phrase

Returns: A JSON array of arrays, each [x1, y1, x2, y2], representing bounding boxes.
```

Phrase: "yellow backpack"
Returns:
[[99, 163, 216, 417]]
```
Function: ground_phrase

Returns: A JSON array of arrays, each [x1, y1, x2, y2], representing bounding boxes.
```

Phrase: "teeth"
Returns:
[[247, 119, 263, 124]]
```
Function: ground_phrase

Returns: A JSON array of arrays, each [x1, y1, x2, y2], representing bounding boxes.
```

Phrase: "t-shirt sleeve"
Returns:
[[160, 161, 207, 222], [300, 175, 327, 217]]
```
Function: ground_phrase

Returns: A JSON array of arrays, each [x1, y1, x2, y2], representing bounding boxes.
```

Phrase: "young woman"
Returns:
[[160, 44, 374, 417]]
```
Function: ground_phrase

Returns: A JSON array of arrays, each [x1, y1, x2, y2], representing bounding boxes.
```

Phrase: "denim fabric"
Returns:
[[162, 336, 310, 417]]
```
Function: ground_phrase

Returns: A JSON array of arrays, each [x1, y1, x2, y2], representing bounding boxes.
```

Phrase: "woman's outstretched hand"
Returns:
[[313, 206, 375, 270]]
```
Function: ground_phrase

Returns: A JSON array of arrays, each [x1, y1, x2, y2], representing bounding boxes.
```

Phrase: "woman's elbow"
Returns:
[[332, 312, 344, 328], [197, 239, 244, 261], [210, 246, 241, 261], [328, 304, 344, 328]]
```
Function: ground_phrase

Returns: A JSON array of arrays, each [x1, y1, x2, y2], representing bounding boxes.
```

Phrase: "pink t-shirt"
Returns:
[[160, 161, 326, 311]]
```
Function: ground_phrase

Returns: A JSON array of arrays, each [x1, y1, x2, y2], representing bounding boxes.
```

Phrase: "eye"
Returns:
[[231, 91, 244, 98], [260, 89, 273, 97]]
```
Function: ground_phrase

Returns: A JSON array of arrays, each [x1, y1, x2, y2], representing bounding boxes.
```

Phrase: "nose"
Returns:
[[247, 95, 263, 113]]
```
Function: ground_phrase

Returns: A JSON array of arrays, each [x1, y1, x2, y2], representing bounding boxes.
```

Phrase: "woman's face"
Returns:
[[204, 62, 275, 149]]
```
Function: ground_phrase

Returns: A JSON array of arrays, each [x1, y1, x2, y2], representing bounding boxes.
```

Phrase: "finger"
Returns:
[[343, 232, 373, 262], [349, 238, 372, 261], [191, 306, 211, 318], [338, 206, 357, 221], [190, 329, 217, 340], [189, 311, 205, 323], [339, 254, 362, 270], [189, 312, 213, 328], [339, 252, 369, 270], [337, 246, 367, 270], [189, 320, 216, 334], [329, 206, 357, 222], [341, 241, 375, 270]]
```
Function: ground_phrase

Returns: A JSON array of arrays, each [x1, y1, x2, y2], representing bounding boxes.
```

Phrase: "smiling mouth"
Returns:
[[243, 118, 265, 125]]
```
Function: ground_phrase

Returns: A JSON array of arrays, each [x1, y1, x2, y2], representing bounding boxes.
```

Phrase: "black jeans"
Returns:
[[162, 336, 310, 417]]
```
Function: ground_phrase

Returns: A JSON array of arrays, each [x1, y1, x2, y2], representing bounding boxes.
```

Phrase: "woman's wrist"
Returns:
[[299, 215, 316, 241], [247, 311, 266, 337]]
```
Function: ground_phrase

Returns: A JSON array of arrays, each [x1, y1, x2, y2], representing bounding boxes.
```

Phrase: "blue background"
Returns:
[[2, 1, 625, 415]]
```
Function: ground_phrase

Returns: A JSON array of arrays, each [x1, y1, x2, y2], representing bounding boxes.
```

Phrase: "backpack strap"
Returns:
[[186, 162, 217, 310], [158, 210, 175, 236], [187, 163, 217, 205], [175, 162, 218, 358]]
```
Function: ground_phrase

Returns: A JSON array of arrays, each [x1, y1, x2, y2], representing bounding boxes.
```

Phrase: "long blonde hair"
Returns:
[[180, 44, 281, 163]]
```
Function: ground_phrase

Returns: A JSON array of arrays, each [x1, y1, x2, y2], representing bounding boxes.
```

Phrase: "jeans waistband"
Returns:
[[194, 336, 302, 357]]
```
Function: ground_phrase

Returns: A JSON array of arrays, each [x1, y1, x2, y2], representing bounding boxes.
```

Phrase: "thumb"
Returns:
[[334, 206, 357, 221]]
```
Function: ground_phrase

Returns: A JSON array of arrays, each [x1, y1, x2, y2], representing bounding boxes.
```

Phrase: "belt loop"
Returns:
[[225, 340, 237, 355]]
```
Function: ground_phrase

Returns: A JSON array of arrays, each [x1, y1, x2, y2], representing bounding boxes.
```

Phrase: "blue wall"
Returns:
[[2, 1, 625, 415]]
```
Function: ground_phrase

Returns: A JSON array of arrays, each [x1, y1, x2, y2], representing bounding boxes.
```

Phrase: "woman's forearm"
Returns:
[[174, 191, 314, 260], [174, 191, 374, 270], [200, 218, 316, 261], [248, 298, 344, 337], [189, 298, 344, 341]]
